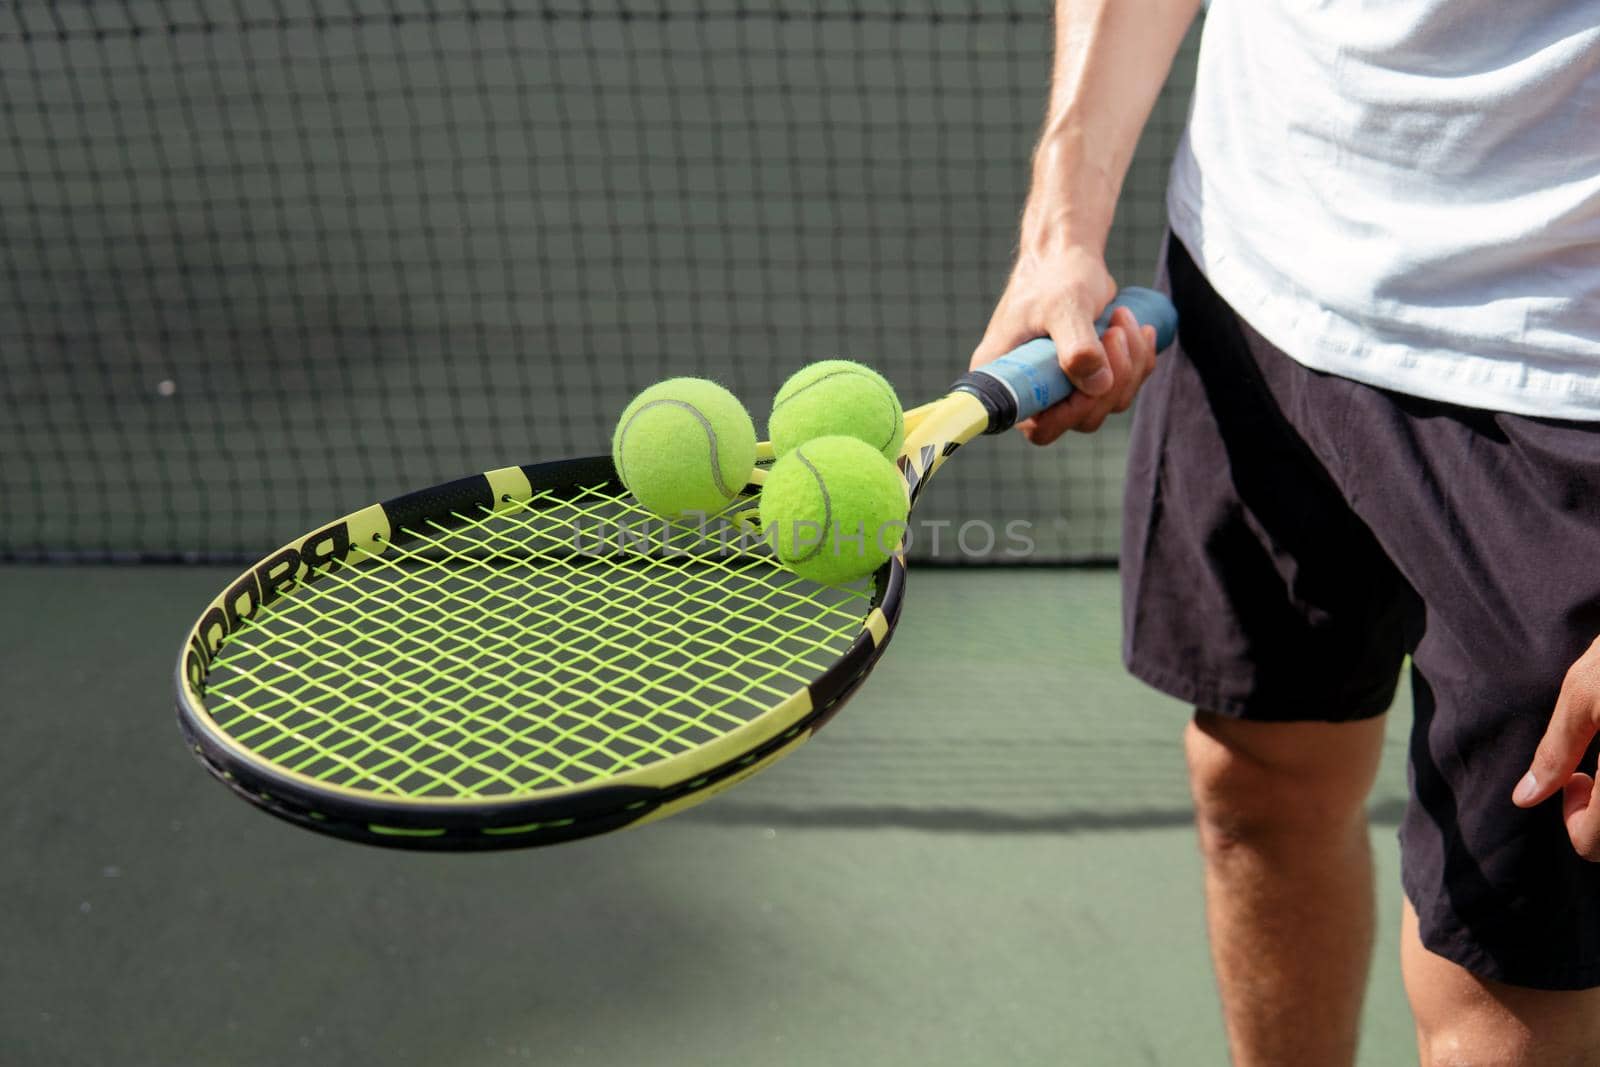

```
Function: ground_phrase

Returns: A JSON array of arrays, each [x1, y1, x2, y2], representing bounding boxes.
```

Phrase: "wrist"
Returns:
[[1021, 128, 1117, 256], [1017, 195, 1111, 263]]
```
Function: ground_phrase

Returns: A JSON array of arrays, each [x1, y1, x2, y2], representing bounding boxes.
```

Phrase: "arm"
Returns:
[[971, 0, 1201, 442]]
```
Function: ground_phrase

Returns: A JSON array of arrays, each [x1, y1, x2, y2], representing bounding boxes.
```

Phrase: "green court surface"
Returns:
[[0, 566, 1417, 1065]]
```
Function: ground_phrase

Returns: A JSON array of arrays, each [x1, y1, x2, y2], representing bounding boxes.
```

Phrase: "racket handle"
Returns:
[[953, 287, 1178, 433]]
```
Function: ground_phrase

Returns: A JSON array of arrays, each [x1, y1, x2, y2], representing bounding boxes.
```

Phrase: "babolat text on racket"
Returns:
[[175, 289, 1177, 849]]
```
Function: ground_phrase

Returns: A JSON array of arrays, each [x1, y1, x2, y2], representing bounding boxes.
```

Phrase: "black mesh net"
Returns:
[[0, 2, 1196, 563]]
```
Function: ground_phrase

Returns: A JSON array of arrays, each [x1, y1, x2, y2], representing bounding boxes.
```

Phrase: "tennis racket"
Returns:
[[175, 289, 1177, 849]]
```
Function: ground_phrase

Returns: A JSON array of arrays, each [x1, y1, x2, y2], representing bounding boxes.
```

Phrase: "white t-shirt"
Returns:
[[1166, 0, 1600, 419]]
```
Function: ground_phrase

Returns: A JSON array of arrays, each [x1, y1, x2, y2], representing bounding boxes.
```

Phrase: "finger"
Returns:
[[1563, 773, 1600, 860], [1083, 328, 1132, 425], [1106, 329, 1141, 413], [1107, 310, 1157, 411], [1076, 408, 1110, 435], [1021, 391, 1100, 446], [1117, 310, 1159, 383], [1513, 674, 1600, 807], [1128, 324, 1160, 405], [1108, 307, 1152, 342]]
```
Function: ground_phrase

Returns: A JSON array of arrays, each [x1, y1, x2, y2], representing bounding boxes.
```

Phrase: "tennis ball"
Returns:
[[768, 359, 904, 461], [759, 435, 909, 585], [612, 377, 757, 520]]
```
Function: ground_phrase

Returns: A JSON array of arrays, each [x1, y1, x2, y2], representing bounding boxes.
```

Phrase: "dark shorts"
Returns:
[[1123, 235, 1600, 990]]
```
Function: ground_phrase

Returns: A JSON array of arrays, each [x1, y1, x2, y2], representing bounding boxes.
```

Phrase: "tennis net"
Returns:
[[0, 1, 1197, 563]]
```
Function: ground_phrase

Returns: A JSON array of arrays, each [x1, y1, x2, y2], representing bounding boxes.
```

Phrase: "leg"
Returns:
[[1403, 898, 1600, 1066], [1185, 710, 1388, 1067]]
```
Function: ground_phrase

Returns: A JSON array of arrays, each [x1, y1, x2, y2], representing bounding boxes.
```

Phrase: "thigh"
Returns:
[[1338, 401, 1600, 990], [1122, 235, 1418, 723]]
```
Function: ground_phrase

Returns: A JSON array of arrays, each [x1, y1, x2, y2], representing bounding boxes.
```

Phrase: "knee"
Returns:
[[1405, 911, 1600, 1067], [1414, 1025, 1530, 1067], [1184, 712, 1379, 854], [1412, 995, 1569, 1067]]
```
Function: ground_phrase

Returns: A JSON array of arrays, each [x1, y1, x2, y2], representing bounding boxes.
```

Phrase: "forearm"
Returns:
[[1023, 0, 1201, 258]]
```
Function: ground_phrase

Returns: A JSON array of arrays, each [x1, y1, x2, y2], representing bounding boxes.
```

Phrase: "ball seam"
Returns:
[[772, 368, 900, 454], [615, 398, 739, 500], [788, 448, 834, 564]]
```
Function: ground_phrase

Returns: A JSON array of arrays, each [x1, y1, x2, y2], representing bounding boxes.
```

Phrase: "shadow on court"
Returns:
[[0, 567, 1416, 1066]]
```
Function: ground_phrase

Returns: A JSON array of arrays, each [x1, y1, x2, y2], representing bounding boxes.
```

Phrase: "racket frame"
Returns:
[[174, 455, 914, 849]]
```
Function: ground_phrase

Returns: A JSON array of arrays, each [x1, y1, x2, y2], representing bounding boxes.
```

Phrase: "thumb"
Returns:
[[1513, 690, 1598, 807], [1053, 319, 1114, 399]]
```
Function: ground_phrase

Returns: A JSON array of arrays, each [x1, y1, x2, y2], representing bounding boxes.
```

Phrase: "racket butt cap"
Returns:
[[950, 371, 1019, 434]]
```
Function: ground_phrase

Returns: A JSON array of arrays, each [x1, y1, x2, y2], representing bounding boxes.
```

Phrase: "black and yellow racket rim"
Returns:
[[175, 454, 908, 850]]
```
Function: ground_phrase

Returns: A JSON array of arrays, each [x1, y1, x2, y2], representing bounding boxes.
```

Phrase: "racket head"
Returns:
[[175, 454, 910, 850]]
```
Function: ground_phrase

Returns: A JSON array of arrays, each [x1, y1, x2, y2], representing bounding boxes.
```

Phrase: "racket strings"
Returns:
[[209, 521, 812, 796], [211, 508, 755, 793], [202, 482, 870, 799]]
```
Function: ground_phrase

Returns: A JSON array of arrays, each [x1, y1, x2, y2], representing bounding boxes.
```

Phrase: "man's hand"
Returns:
[[969, 242, 1160, 444], [1512, 635, 1600, 859]]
